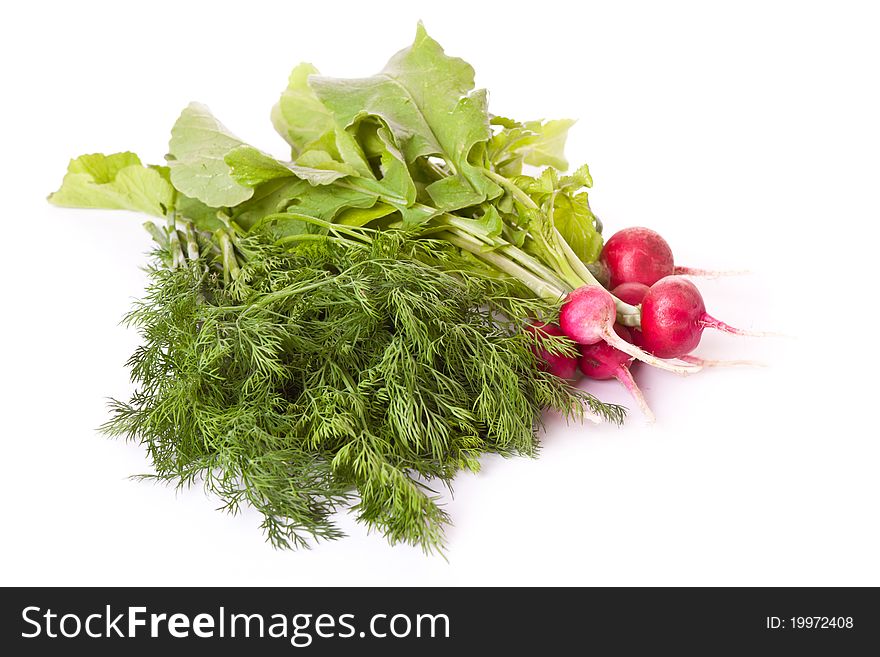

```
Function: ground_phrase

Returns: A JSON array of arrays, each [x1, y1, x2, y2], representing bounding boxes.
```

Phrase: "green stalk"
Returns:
[[550, 227, 639, 327], [483, 171, 588, 288], [497, 224, 575, 291], [484, 169, 538, 211], [500, 244, 572, 293], [439, 215, 572, 292], [549, 225, 600, 287], [276, 234, 369, 249], [530, 229, 586, 290], [485, 168, 641, 326], [251, 277, 333, 307], [166, 213, 185, 269], [545, 188, 603, 289], [183, 223, 200, 261], [143, 221, 169, 250], [217, 231, 240, 283], [262, 213, 374, 245], [441, 231, 565, 300]]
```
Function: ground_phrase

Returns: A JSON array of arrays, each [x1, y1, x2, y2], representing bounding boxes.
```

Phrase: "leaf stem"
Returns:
[[263, 212, 375, 244], [485, 167, 641, 326], [166, 212, 186, 268], [439, 215, 572, 293], [440, 231, 565, 300], [217, 230, 240, 282], [276, 234, 368, 249], [183, 222, 200, 261], [143, 221, 169, 250], [484, 168, 538, 211]]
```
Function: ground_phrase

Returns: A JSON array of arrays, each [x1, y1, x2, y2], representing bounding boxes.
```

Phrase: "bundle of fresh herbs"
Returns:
[[53, 24, 752, 551], [103, 234, 619, 551]]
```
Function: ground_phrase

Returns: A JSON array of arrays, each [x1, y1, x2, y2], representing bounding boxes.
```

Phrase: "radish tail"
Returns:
[[680, 355, 767, 368], [615, 366, 655, 423], [700, 314, 786, 338], [602, 330, 700, 375], [674, 266, 751, 278]]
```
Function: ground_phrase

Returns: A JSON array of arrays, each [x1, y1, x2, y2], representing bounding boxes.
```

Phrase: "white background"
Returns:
[[1, 0, 878, 586]]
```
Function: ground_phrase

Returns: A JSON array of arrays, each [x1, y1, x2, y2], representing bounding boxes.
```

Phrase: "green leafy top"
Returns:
[[489, 117, 578, 175], [50, 24, 603, 288], [48, 152, 174, 217], [167, 102, 347, 209]]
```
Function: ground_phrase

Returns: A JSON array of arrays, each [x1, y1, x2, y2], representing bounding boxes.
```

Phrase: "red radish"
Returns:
[[558, 285, 696, 375], [601, 227, 673, 288], [611, 282, 651, 348], [612, 281, 686, 355], [580, 325, 655, 422], [601, 227, 746, 287], [524, 322, 580, 380], [611, 282, 650, 306], [612, 281, 763, 369], [639, 276, 769, 359]]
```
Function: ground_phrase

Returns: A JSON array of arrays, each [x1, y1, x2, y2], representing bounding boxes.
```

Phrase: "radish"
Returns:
[[524, 322, 605, 424], [611, 281, 762, 368], [558, 285, 696, 375], [609, 283, 651, 349], [610, 282, 650, 306], [639, 276, 769, 359], [602, 227, 674, 288], [601, 227, 745, 287], [579, 324, 655, 422], [525, 322, 580, 380]]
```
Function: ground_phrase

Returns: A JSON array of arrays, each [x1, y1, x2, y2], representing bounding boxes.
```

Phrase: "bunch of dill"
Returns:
[[105, 233, 621, 552]]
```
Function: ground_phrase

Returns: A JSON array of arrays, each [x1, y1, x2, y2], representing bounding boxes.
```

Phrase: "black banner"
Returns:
[[1, 587, 876, 654]]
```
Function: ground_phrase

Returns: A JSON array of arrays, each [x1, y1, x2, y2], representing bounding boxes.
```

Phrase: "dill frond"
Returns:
[[106, 233, 623, 552]]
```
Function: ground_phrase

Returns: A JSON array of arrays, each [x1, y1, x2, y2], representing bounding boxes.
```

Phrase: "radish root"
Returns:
[[674, 266, 751, 278], [700, 315, 788, 338], [603, 330, 700, 376], [615, 366, 655, 423], [680, 355, 767, 368]]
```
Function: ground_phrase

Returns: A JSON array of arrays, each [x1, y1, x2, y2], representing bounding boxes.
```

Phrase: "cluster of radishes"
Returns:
[[533, 227, 763, 422]]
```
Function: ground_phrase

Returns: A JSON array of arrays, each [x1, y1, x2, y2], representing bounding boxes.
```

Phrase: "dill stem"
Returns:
[[262, 212, 374, 244], [276, 234, 366, 248], [250, 278, 333, 307]]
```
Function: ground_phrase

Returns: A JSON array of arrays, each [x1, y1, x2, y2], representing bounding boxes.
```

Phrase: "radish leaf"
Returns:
[[49, 152, 174, 218]]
